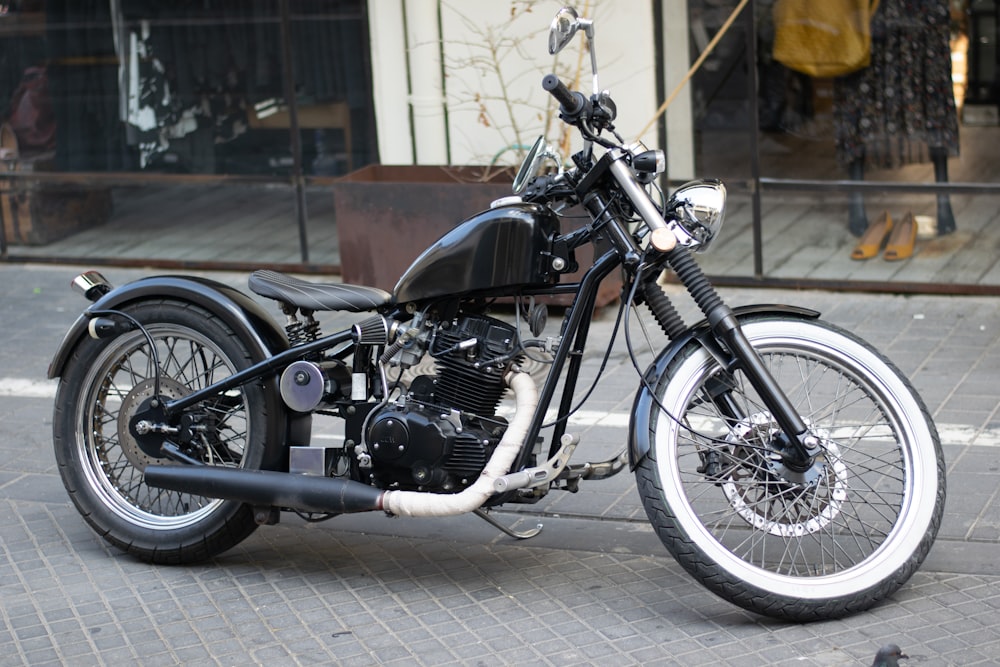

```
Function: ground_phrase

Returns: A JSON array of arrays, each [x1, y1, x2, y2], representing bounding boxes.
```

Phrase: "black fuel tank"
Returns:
[[392, 202, 559, 303]]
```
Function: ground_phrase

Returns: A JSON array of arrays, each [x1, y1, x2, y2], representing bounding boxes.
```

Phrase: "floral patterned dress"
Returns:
[[833, 0, 959, 169]]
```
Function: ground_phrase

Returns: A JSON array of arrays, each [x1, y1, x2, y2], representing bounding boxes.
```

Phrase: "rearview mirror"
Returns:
[[549, 7, 581, 54], [548, 7, 599, 95]]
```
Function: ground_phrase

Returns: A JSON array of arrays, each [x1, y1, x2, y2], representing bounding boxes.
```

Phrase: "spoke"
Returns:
[[669, 343, 913, 578], [81, 323, 252, 523], [160, 336, 185, 380]]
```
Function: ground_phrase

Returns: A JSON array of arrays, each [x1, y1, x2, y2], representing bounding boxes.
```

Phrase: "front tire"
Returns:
[[635, 315, 945, 620], [53, 299, 281, 564]]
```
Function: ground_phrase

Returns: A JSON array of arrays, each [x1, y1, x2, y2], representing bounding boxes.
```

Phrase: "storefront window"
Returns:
[[685, 0, 1000, 291], [1, 0, 373, 266], [4, 0, 1000, 291]]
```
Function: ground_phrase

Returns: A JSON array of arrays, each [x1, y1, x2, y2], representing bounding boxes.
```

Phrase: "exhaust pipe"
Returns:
[[71, 271, 113, 301], [144, 370, 537, 518], [143, 465, 385, 514]]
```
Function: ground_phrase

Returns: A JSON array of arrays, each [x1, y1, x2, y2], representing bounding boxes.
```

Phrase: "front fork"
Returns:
[[652, 247, 821, 470]]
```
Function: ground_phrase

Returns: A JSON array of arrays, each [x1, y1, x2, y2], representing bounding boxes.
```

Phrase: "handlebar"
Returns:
[[541, 75, 677, 253], [542, 73, 587, 121]]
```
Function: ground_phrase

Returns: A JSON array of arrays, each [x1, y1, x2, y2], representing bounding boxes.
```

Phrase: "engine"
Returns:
[[364, 313, 521, 492]]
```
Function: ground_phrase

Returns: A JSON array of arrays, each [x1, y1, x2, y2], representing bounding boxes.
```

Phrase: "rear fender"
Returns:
[[627, 304, 820, 470], [49, 275, 293, 471], [48, 275, 288, 379]]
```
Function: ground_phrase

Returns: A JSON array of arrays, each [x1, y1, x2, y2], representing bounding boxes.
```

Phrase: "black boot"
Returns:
[[931, 147, 956, 235], [848, 159, 868, 237]]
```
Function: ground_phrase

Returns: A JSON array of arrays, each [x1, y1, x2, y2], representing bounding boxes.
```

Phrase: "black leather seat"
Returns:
[[248, 269, 391, 312]]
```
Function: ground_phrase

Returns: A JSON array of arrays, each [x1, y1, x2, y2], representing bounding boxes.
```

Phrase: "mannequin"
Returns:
[[835, 0, 959, 237], [846, 151, 956, 237]]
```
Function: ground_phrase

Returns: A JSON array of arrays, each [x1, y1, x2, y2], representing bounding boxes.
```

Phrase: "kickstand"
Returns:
[[473, 508, 543, 540]]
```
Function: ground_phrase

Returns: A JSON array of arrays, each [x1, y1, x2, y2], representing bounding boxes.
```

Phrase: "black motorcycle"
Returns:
[[49, 7, 944, 621]]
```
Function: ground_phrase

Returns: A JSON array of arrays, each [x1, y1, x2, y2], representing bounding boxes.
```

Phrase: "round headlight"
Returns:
[[666, 179, 726, 252]]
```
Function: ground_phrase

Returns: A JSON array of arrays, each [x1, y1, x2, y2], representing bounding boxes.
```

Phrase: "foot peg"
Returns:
[[472, 432, 580, 540], [493, 433, 579, 493]]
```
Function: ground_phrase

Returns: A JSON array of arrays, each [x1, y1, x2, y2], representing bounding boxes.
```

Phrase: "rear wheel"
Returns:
[[53, 300, 280, 563], [635, 315, 945, 620]]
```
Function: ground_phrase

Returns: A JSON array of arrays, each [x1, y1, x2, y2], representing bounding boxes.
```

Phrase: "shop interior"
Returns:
[[684, 0, 1000, 290]]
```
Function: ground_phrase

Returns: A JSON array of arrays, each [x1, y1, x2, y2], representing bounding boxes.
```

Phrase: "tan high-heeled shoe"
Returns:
[[851, 212, 892, 260], [883, 212, 917, 261]]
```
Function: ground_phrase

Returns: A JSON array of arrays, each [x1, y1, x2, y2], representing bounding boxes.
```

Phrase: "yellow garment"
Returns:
[[773, 0, 881, 78]]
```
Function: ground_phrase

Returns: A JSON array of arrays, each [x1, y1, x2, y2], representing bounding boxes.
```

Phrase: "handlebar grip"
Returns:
[[542, 73, 585, 116]]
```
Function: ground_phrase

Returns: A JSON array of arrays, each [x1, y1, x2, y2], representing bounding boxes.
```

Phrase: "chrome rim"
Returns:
[[75, 324, 251, 530], [653, 320, 937, 598]]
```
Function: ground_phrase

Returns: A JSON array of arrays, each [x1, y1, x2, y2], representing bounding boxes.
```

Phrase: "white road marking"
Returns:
[[0, 377, 59, 398], [9, 377, 998, 448]]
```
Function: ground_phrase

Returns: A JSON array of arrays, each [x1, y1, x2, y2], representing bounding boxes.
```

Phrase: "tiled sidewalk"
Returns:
[[1, 263, 998, 665]]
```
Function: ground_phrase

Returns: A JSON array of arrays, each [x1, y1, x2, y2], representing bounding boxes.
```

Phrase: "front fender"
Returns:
[[48, 275, 288, 379], [627, 304, 820, 470]]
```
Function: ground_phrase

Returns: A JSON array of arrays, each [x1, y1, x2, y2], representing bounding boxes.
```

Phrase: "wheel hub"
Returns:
[[720, 413, 849, 537], [118, 377, 190, 471]]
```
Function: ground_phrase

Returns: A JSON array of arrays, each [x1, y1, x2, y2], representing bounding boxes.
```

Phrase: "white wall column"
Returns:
[[370, 0, 662, 168], [403, 0, 449, 164], [367, 1, 413, 164], [662, 0, 695, 181]]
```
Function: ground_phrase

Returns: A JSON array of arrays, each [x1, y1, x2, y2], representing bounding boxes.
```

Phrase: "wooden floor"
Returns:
[[5, 124, 1000, 292], [692, 122, 1000, 290], [5, 183, 342, 270]]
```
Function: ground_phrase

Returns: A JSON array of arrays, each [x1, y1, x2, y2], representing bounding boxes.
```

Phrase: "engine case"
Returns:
[[366, 402, 499, 491], [365, 312, 519, 492]]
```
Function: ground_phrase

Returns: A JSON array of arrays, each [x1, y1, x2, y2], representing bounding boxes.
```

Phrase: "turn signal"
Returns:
[[87, 317, 135, 339]]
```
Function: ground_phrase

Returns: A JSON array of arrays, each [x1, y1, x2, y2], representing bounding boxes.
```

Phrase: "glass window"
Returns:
[[2, 1, 374, 266], [686, 0, 1000, 290]]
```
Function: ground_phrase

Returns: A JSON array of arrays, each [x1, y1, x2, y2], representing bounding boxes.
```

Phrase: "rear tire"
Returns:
[[635, 315, 945, 620], [53, 300, 281, 564]]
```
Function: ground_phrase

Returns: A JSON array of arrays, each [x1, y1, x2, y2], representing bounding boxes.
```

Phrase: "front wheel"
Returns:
[[53, 299, 282, 564], [635, 315, 945, 621]]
